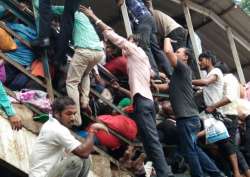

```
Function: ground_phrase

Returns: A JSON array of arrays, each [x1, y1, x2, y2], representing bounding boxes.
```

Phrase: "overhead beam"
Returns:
[[194, 4, 235, 31], [169, 0, 250, 52]]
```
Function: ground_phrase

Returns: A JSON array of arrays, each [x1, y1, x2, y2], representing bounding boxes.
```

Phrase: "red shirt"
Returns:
[[104, 56, 128, 76]]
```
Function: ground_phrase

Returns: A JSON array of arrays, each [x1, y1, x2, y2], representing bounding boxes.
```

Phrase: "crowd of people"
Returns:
[[0, 0, 250, 177]]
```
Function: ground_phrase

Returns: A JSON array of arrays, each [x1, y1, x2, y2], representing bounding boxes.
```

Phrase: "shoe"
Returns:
[[31, 37, 50, 48]]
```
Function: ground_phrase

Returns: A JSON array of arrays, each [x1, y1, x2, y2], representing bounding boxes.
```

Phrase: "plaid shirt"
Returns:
[[126, 0, 151, 24]]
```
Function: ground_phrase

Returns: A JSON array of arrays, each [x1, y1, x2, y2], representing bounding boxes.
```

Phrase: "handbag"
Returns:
[[203, 112, 230, 144]]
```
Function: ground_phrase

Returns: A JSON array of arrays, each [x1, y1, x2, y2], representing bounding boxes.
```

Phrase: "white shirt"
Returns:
[[235, 99, 250, 117], [203, 68, 224, 107], [29, 117, 81, 177], [221, 74, 240, 115]]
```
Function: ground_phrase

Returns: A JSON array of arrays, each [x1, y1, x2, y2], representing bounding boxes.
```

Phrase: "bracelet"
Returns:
[[95, 19, 102, 25], [88, 127, 97, 134]]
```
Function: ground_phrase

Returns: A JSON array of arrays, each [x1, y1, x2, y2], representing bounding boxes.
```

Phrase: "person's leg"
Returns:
[[80, 50, 103, 109], [66, 49, 89, 126], [134, 16, 159, 77], [46, 156, 90, 177], [150, 33, 172, 77], [177, 117, 204, 177], [38, 0, 52, 39], [150, 18, 172, 77], [216, 139, 241, 177], [53, 0, 80, 64], [78, 157, 91, 177], [226, 115, 250, 176], [196, 146, 224, 177], [134, 94, 173, 177]]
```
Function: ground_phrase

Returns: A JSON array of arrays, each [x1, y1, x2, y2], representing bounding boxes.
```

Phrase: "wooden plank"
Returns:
[[0, 0, 35, 28], [226, 27, 246, 84], [84, 113, 142, 147], [90, 89, 125, 115], [43, 51, 54, 101], [0, 52, 61, 97], [73, 133, 135, 177], [4, 86, 43, 115], [182, 2, 202, 78], [0, 21, 31, 48]]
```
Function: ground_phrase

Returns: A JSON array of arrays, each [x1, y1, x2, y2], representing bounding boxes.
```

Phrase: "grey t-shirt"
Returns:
[[169, 60, 198, 118]]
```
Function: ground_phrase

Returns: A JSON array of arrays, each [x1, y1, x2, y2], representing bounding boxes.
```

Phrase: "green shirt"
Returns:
[[52, 6, 103, 51], [0, 82, 16, 117]]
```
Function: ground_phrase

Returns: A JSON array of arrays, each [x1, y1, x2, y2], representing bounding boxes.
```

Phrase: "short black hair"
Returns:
[[198, 51, 217, 65], [215, 61, 230, 74], [128, 34, 142, 45], [183, 47, 193, 60], [51, 97, 76, 114]]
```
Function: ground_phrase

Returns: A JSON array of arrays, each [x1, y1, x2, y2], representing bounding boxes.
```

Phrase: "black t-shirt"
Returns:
[[169, 60, 198, 118]]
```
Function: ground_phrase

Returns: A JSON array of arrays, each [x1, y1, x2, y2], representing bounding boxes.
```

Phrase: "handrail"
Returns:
[[0, 0, 35, 28], [4, 89, 135, 176], [0, 52, 61, 97]]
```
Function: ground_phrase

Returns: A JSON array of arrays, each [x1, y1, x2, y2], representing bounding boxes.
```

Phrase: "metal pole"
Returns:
[[226, 27, 246, 84], [182, 1, 202, 78], [120, 2, 133, 37], [32, 0, 54, 101]]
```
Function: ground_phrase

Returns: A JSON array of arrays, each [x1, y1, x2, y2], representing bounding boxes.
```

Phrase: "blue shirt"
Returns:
[[126, 0, 150, 24], [5, 23, 37, 66]]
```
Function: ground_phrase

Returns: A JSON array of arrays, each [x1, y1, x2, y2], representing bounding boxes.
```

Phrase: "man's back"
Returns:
[[153, 10, 181, 37], [73, 12, 102, 51], [169, 60, 198, 118], [29, 117, 81, 177], [203, 68, 224, 107]]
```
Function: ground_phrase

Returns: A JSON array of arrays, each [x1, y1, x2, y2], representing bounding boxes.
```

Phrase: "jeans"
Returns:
[[133, 94, 172, 177], [39, 0, 80, 64], [177, 116, 223, 177], [134, 15, 172, 77], [46, 156, 90, 177]]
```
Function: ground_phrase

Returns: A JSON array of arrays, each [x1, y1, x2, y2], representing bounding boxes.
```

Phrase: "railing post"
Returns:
[[226, 27, 246, 84], [120, 2, 133, 37], [182, 1, 202, 78]]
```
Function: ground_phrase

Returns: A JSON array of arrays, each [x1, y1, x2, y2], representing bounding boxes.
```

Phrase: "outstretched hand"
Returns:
[[90, 123, 109, 133], [79, 5, 95, 18]]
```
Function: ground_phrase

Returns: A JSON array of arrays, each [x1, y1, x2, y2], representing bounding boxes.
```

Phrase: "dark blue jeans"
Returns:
[[177, 116, 223, 177], [134, 15, 172, 77], [134, 94, 172, 177]]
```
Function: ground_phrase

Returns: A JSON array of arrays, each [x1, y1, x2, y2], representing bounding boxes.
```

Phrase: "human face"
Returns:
[[198, 57, 208, 70], [175, 48, 188, 63], [58, 105, 77, 128]]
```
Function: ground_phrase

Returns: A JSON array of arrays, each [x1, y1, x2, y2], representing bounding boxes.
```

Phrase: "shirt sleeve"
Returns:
[[54, 126, 81, 153], [103, 29, 133, 55], [224, 75, 239, 102], [175, 60, 188, 73], [0, 82, 16, 117], [208, 68, 223, 79]]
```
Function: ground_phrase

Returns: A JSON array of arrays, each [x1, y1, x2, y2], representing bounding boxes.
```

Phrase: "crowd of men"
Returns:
[[0, 0, 250, 177]]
